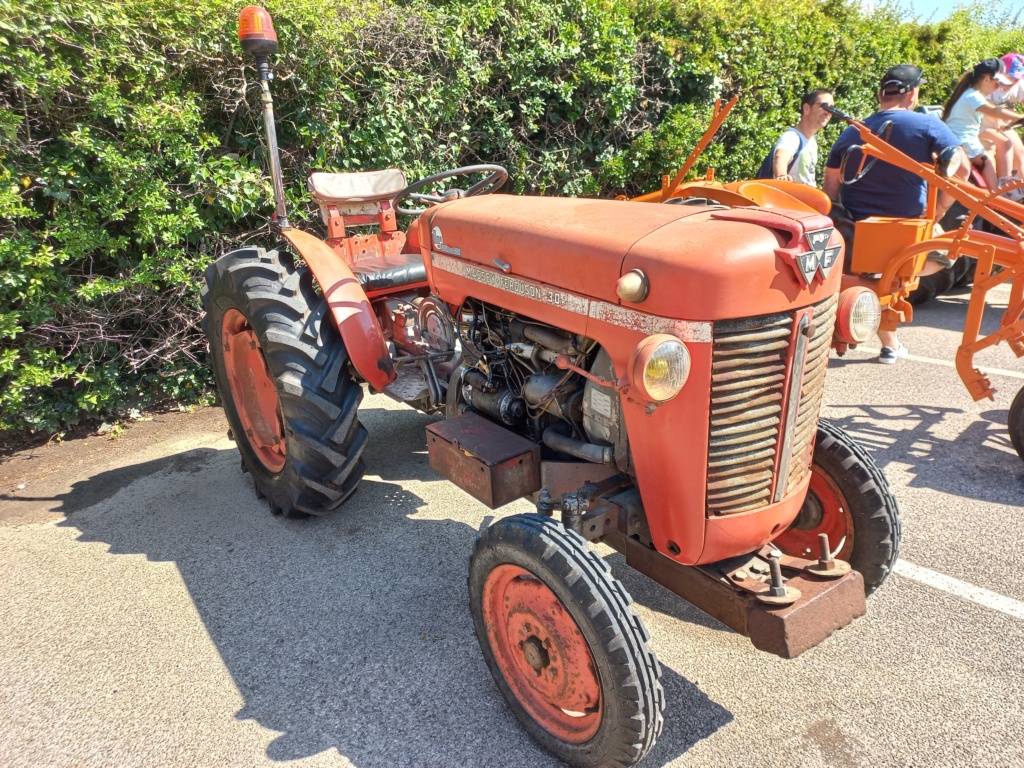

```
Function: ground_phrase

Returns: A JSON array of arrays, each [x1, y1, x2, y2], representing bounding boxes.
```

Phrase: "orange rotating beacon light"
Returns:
[[238, 6, 289, 228]]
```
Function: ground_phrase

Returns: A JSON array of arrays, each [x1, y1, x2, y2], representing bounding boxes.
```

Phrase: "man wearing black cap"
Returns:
[[824, 64, 965, 221], [823, 63, 969, 363]]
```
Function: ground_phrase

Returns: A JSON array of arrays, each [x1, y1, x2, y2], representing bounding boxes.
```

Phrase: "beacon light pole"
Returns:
[[238, 6, 290, 229]]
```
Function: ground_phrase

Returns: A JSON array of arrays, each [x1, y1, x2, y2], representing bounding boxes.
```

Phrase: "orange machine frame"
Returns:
[[812, 113, 1024, 401], [416, 194, 844, 565]]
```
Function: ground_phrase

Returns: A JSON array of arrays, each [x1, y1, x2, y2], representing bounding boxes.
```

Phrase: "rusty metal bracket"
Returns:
[[558, 474, 633, 539], [615, 535, 866, 658], [570, 505, 619, 542], [708, 549, 801, 606], [755, 538, 851, 579]]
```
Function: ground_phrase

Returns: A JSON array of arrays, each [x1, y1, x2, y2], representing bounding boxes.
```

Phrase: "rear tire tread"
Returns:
[[202, 246, 367, 518]]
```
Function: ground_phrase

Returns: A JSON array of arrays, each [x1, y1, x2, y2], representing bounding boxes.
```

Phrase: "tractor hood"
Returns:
[[423, 196, 841, 320]]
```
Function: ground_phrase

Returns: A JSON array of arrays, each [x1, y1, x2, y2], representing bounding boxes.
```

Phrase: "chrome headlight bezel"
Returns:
[[836, 287, 881, 345], [629, 334, 691, 402]]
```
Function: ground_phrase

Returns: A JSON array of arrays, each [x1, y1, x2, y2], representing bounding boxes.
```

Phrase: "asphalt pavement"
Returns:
[[1, 284, 1022, 767]]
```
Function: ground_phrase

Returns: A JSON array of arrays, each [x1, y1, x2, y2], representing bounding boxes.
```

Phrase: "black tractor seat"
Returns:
[[350, 252, 427, 293]]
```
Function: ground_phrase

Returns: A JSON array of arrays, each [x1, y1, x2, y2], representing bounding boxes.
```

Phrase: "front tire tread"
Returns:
[[470, 515, 664, 768], [816, 419, 901, 594]]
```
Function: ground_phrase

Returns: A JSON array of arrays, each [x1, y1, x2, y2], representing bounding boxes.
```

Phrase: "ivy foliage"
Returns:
[[1, 0, 1021, 435]]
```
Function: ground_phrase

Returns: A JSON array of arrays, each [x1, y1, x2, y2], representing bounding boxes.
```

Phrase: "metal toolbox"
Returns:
[[426, 412, 541, 508]]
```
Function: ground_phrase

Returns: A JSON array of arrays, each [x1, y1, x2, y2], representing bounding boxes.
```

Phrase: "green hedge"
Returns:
[[1, 0, 1021, 435]]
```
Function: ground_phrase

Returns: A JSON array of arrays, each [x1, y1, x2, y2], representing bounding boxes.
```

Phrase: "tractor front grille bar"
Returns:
[[783, 294, 837, 495], [705, 293, 837, 516]]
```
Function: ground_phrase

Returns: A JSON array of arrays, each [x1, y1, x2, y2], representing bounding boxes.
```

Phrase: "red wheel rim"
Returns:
[[481, 564, 602, 743], [774, 465, 854, 560], [221, 309, 286, 473]]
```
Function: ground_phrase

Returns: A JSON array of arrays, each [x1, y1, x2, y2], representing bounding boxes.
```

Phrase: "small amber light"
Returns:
[[616, 269, 649, 303], [238, 6, 278, 56]]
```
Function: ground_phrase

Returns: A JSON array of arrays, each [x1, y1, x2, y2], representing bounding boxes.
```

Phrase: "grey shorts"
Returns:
[[927, 251, 955, 269]]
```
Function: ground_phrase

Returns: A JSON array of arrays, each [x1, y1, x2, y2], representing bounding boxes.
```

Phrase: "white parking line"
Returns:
[[894, 560, 1024, 620], [855, 347, 1024, 380]]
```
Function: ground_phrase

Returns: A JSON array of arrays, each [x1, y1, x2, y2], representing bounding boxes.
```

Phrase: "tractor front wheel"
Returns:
[[773, 419, 901, 595], [469, 514, 664, 768], [201, 247, 368, 517]]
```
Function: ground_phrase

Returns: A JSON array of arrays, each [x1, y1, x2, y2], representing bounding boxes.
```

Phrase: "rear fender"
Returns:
[[724, 179, 832, 215], [281, 228, 395, 391]]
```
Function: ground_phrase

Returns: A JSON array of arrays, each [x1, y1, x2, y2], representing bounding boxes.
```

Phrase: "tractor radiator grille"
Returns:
[[705, 293, 837, 516]]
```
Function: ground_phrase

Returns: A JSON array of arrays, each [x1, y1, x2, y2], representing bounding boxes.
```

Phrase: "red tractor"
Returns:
[[205, 9, 900, 766]]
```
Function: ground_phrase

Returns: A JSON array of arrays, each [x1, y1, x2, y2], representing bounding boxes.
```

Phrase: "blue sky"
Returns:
[[895, 0, 1020, 22], [901, 0, 962, 20]]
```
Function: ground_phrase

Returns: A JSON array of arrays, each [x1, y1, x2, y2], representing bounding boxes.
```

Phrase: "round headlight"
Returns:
[[630, 334, 691, 402], [836, 287, 881, 345]]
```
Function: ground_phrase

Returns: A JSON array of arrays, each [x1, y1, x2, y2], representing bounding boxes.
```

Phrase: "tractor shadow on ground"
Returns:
[[608, 552, 738, 633], [359, 401, 737, 637], [909, 287, 1010, 335], [822, 404, 1024, 506], [54, 405, 731, 767]]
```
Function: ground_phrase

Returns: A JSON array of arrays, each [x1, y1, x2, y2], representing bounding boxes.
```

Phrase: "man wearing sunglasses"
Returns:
[[763, 90, 835, 186]]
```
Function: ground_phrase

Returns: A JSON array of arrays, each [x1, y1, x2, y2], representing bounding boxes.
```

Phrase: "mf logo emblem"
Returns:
[[796, 227, 840, 285], [431, 226, 461, 257]]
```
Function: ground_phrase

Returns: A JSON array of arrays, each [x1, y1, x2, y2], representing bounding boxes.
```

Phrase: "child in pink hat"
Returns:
[[943, 58, 1021, 197], [980, 53, 1024, 200]]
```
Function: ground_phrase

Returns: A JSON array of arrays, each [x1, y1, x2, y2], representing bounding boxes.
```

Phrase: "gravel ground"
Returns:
[[1, 285, 1022, 768]]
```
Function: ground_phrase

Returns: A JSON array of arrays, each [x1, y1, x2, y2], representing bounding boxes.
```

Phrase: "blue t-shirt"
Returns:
[[825, 109, 960, 220]]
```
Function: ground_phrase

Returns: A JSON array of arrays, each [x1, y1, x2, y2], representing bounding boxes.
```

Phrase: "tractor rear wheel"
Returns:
[[1008, 386, 1024, 462], [773, 419, 901, 595], [907, 266, 956, 306], [951, 256, 977, 289], [468, 514, 664, 768], [201, 246, 367, 517]]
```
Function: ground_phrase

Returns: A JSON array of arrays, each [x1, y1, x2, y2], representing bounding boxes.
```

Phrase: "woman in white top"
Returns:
[[942, 58, 1021, 194], [980, 53, 1024, 197]]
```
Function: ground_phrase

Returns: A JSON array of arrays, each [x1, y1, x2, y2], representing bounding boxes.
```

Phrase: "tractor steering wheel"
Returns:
[[839, 120, 894, 185], [394, 164, 508, 216]]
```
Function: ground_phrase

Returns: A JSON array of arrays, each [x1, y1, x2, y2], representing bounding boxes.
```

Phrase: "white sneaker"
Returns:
[[878, 344, 909, 364]]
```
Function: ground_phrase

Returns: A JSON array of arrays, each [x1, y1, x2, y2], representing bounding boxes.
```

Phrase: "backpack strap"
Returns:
[[786, 128, 809, 173], [756, 128, 809, 179]]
